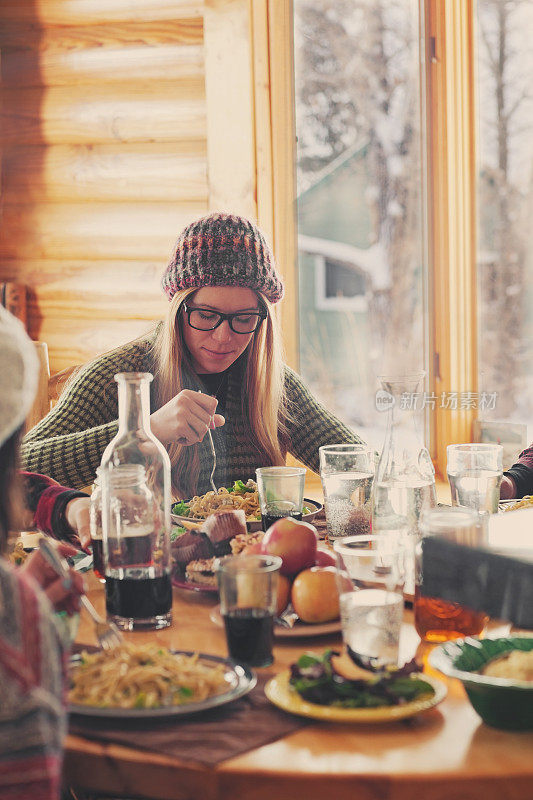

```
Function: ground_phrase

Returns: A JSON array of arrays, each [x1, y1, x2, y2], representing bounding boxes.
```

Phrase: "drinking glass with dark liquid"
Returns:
[[415, 507, 488, 642], [216, 554, 282, 667], [99, 372, 172, 631], [256, 466, 306, 532]]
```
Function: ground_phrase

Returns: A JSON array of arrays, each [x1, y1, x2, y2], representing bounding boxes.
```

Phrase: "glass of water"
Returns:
[[447, 443, 503, 514], [333, 535, 405, 670], [319, 444, 375, 541]]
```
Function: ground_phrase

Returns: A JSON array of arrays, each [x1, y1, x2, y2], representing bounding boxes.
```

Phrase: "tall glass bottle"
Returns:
[[100, 372, 172, 630], [372, 373, 436, 592]]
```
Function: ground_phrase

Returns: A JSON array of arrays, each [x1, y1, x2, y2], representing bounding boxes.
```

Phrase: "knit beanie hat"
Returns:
[[162, 213, 284, 303], [0, 305, 38, 448]]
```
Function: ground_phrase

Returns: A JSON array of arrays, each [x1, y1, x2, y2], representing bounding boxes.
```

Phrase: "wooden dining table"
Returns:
[[64, 573, 533, 800]]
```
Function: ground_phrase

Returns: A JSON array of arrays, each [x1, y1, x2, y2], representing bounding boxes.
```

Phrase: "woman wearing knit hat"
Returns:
[[0, 305, 86, 800], [22, 212, 364, 498]]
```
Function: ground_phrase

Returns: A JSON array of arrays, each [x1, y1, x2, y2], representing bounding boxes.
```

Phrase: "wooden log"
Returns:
[[0, 1, 204, 25], [0, 18, 203, 49], [28, 320, 163, 373], [2, 143, 208, 203], [1, 81, 206, 145], [0, 30, 204, 88], [0, 258, 166, 288], [0, 202, 208, 260], [27, 289, 167, 322]]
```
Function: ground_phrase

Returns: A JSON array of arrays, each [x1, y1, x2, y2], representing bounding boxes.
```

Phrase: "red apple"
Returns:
[[260, 517, 318, 576], [315, 547, 336, 568]]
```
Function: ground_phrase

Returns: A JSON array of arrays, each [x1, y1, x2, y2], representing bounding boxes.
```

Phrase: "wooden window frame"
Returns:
[[425, 0, 478, 479]]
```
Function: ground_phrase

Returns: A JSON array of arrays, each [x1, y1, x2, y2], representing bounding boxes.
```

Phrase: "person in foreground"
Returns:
[[0, 306, 85, 800], [500, 443, 533, 500], [21, 212, 364, 498]]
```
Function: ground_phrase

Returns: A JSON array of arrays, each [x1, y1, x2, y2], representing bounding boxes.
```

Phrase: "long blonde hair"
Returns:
[[152, 288, 289, 498]]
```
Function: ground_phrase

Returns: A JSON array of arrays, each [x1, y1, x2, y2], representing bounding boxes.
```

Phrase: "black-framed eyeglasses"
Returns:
[[182, 303, 267, 334]]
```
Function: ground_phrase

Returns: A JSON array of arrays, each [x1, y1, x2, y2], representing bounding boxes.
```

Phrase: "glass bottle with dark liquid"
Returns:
[[99, 372, 172, 631]]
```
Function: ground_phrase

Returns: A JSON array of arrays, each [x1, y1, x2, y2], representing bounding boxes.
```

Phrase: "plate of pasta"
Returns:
[[69, 643, 256, 718], [171, 479, 322, 532], [499, 496, 533, 512]]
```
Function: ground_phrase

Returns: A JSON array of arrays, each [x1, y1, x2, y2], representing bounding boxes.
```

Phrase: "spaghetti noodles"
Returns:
[[503, 495, 533, 512], [69, 644, 228, 709], [187, 480, 260, 521]]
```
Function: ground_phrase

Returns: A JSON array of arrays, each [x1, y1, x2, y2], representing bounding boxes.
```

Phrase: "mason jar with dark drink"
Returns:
[[256, 466, 306, 532], [216, 554, 282, 667], [99, 372, 172, 631], [102, 463, 172, 630]]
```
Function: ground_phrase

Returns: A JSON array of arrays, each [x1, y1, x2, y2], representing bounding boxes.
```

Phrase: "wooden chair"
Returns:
[[1, 281, 79, 430], [25, 342, 52, 431]]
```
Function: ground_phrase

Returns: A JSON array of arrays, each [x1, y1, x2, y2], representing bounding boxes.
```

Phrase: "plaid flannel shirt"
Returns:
[[21, 330, 364, 496]]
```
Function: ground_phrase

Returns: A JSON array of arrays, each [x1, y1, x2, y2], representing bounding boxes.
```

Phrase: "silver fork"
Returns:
[[38, 538, 123, 651], [198, 389, 218, 494], [206, 427, 218, 494]]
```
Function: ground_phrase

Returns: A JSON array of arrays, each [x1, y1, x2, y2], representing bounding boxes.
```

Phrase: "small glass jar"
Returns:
[[414, 506, 487, 642]]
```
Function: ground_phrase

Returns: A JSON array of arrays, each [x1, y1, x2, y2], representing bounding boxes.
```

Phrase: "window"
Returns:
[[475, 0, 533, 449], [257, 0, 531, 474], [293, 0, 426, 448]]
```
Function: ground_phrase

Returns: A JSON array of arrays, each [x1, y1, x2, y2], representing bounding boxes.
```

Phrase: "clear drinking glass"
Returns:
[[256, 466, 306, 532], [319, 444, 375, 540], [215, 554, 282, 667], [414, 506, 488, 642], [447, 443, 503, 514], [100, 372, 172, 630], [334, 535, 405, 670]]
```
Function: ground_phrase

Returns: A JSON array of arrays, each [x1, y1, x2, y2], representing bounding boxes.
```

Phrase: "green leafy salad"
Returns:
[[289, 650, 435, 709]]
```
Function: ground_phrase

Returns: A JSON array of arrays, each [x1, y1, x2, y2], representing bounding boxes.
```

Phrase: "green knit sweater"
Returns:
[[21, 330, 364, 495]]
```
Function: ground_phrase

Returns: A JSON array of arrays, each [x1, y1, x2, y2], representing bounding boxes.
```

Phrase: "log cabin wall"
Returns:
[[0, 0, 210, 373], [0, 0, 296, 377]]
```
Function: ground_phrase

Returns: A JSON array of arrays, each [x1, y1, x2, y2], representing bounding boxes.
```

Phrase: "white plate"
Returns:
[[209, 605, 341, 639], [69, 651, 256, 719], [171, 498, 323, 533]]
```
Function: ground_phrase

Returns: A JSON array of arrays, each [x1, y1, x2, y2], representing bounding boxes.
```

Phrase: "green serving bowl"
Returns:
[[429, 636, 533, 731]]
